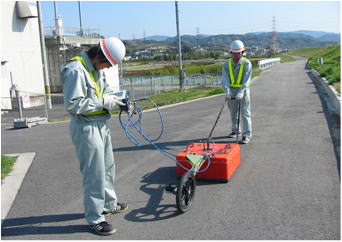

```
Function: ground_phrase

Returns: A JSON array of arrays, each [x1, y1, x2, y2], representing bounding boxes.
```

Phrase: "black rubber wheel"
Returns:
[[176, 172, 196, 213]]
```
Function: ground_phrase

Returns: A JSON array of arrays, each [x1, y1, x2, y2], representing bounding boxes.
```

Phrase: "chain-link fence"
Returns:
[[1, 74, 222, 125]]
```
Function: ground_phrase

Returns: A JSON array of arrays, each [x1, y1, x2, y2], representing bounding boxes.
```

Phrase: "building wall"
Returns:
[[1, 1, 45, 109], [1, 1, 120, 111], [45, 36, 120, 93]]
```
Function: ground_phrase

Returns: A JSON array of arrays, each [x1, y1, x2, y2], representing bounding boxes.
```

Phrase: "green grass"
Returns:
[[288, 45, 339, 58], [1, 155, 17, 179], [125, 59, 263, 76], [252, 69, 262, 78], [125, 63, 222, 76], [275, 54, 296, 63], [289, 45, 340, 88], [110, 87, 224, 114], [184, 63, 222, 75]]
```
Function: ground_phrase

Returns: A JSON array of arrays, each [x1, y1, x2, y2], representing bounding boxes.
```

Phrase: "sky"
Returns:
[[41, 1, 341, 40]]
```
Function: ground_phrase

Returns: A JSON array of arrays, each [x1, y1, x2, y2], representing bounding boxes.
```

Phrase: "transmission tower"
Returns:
[[271, 16, 278, 53], [196, 27, 200, 47]]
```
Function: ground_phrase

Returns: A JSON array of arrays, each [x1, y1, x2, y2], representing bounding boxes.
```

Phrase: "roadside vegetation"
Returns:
[[1, 154, 17, 179], [124, 54, 292, 77], [289, 45, 340, 92]]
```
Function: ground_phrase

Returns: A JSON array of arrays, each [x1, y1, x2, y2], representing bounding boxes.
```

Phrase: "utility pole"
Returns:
[[78, 1, 83, 36], [175, 1, 184, 92], [53, 1, 57, 19], [37, 1, 52, 109]]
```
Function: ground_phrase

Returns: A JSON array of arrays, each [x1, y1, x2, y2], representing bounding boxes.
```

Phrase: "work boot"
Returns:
[[227, 132, 240, 138], [89, 221, 116, 235], [102, 203, 128, 216], [240, 136, 250, 144]]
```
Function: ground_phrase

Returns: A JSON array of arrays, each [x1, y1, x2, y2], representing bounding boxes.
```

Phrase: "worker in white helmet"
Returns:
[[221, 40, 252, 144], [62, 37, 128, 235]]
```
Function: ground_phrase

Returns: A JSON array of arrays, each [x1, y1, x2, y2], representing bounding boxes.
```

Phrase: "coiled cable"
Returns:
[[119, 97, 212, 173]]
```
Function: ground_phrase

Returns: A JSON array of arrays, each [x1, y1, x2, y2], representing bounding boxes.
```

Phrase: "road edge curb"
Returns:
[[1, 152, 36, 224], [310, 69, 340, 117]]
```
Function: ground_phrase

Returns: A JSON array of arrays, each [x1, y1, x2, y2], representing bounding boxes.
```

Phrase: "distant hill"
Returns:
[[165, 32, 338, 49], [289, 30, 338, 38], [249, 30, 340, 43], [142, 35, 171, 41], [317, 33, 340, 42], [125, 30, 340, 55], [141, 34, 212, 41]]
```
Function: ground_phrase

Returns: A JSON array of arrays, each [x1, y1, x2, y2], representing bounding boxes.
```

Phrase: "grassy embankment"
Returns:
[[289, 45, 340, 93], [1, 155, 17, 179], [124, 54, 292, 77]]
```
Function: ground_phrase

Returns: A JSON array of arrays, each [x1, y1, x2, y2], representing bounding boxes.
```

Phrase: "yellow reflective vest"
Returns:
[[227, 57, 246, 88], [69, 56, 108, 116]]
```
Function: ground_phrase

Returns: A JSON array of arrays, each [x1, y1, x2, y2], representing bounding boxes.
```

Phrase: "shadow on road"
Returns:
[[124, 151, 234, 223], [125, 166, 181, 222], [113, 135, 236, 153], [1, 213, 87, 237], [307, 71, 341, 178]]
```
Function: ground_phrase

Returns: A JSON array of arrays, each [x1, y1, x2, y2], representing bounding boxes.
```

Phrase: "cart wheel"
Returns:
[[176, 172, 196, 213]]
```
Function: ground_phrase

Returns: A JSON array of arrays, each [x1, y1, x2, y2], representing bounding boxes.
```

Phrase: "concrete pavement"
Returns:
[[1, 57, 340, 239]]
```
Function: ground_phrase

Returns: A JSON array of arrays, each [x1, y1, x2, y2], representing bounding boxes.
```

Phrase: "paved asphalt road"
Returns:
[[1, 57, 340, 239]]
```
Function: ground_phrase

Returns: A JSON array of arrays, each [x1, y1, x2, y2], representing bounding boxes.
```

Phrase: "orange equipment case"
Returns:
[[176, 143, 240, 182]]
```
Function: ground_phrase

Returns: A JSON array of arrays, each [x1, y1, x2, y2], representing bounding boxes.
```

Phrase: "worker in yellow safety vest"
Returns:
[[62, 37, 128, 236], [221, 40, 252, 144]]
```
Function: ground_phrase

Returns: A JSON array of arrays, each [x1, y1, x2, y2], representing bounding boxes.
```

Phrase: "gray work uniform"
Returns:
[[221, 57, 253, 138], [62, 51, 118, 225]]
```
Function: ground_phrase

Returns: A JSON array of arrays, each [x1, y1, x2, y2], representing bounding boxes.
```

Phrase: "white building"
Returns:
[[1, 1, 45, 110], [1, 1, 121, 111]]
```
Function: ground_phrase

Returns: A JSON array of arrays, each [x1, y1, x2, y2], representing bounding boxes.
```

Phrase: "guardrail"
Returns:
[[258, 58, 281, 70]]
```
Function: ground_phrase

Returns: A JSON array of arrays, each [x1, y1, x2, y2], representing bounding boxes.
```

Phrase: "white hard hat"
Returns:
[[100, 37, 126, 66], [230, 40, 245, 53]]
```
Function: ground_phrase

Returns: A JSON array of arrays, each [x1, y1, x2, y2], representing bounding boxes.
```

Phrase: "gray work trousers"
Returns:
[[227, 89, 252, 138], [70, 119, 117, 225]]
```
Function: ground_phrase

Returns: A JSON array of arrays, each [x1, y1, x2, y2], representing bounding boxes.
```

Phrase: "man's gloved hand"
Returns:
[[103, 95, 125, 111], [235, 92, 244, 101], [225, 91, 232, 100]]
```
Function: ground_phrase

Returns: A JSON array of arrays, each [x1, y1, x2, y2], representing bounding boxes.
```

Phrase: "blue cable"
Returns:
[[119, 98, 212, 173]]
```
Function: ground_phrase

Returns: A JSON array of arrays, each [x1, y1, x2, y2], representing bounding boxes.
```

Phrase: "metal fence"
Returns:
[[121, 74, 222, 99], [1, 74, 222, 125], [44, 26, 102, 38]]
